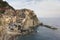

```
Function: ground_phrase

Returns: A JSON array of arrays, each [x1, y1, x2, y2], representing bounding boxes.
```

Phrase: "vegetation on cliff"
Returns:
[[0, 0, 14, 13]]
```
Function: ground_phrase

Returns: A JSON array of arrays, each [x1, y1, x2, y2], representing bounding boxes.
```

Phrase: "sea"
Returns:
[[17, 18, 60, 40]]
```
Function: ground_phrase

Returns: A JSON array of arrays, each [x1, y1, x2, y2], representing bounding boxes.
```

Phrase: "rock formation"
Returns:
[[4, 9, 40, 35], [0, 0, 57, 40], [0, 0, 40, 40]]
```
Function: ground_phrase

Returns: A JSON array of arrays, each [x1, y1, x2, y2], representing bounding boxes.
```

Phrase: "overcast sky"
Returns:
[[3, 0, 60, 18]]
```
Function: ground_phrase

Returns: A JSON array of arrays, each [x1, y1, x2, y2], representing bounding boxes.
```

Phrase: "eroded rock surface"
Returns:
[[0, 0, 40, 40], [4, 9, 40, 35]]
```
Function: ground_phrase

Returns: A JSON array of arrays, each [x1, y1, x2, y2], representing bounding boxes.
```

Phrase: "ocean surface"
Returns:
[[17, 18, 60, 40]]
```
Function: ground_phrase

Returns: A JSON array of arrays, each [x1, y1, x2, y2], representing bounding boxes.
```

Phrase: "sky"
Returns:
[[3, 0, 60, 18]]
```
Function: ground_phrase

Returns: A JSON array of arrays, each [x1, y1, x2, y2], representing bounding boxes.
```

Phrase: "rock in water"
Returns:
[[0, 0, 40, 40]]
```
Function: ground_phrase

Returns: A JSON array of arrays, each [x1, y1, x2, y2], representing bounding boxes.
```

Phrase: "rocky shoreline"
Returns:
[[0, 0, 57, 40], [0, 0, 40, 40]]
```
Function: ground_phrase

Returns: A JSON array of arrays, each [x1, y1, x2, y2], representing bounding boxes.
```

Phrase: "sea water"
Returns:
[[17, 18, 60, 40]]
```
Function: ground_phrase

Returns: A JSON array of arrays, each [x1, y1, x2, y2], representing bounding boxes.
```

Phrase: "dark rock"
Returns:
[[0, 0, 15, 14]]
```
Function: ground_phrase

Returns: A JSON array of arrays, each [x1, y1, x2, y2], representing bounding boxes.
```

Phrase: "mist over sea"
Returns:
[[17, 18, 60, 40]]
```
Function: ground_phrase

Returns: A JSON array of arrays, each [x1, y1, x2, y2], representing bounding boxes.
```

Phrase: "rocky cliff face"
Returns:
[[0, 0, 40, 40], [4, 9, 40, 35]]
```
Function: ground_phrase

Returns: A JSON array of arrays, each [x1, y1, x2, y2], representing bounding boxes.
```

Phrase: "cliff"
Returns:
[[4, 9, 40, 35], [0, 0, 40, 40], [0, 0, 58, 40]]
